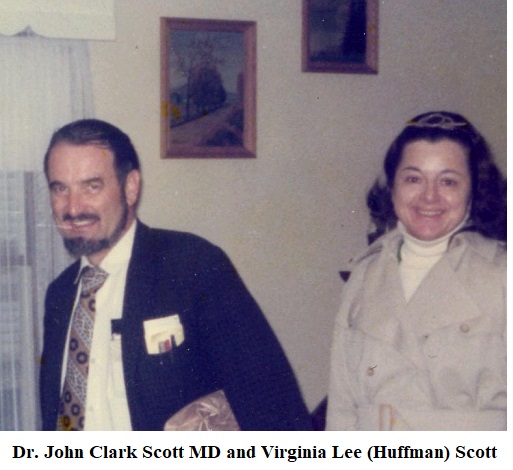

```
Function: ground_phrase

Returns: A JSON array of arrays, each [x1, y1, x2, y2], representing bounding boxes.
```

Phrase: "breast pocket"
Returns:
[[143, 314, 185, 355]]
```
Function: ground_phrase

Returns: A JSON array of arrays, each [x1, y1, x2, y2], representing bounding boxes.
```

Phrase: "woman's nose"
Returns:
[[422, 181, 440, 202]]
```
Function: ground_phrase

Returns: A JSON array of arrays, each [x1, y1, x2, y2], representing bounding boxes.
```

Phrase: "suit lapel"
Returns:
[[42, 261, 80, 428], [49, 263, 81, 367], [120, 223, 157, 385]]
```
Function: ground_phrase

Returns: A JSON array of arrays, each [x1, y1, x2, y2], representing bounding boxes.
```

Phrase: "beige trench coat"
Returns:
[[326, 229, 506, 430]]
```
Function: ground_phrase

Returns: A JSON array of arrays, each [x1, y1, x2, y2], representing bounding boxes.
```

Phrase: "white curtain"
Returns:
[[0, 0, 115, 40], [0, 34, 94, 430]]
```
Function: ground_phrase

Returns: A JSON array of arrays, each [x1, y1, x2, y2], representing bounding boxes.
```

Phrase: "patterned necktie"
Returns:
[[57, 265, 108, 431]]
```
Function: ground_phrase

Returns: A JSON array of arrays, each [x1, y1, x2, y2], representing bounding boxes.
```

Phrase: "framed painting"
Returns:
[[302, 0, 378, 74], [161, 18, 257, 158]]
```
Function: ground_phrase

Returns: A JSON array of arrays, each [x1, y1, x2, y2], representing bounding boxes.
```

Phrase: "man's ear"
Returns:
[[125, 169, 141, 207]]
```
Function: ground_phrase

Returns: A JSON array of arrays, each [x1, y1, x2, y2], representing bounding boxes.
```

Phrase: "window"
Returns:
[[0, 172, 36, 429], [0, 33, 92, 431]]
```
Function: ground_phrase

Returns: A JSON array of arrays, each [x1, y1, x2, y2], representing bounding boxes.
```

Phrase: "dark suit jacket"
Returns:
[[40, 222, 312, 430]]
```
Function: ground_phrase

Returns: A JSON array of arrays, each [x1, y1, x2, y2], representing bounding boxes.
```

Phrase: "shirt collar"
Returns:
[[75, 220, 137, 283]]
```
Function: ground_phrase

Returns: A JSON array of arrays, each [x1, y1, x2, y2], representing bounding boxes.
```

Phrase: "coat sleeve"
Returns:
[[326, 325, 358, 429], [325, 269, 366, 431], [193, 243, 312, 430]]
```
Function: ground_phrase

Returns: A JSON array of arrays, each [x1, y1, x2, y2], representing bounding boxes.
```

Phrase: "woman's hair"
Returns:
[[366, 111, 506, 243]]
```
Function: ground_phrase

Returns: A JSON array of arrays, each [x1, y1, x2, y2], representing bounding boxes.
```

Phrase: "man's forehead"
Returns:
[[48, 143, 116, 178], [53, 140, 112, 154], [49, 142, 114, 163]]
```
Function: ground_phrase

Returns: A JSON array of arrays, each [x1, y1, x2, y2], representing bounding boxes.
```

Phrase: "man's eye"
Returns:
[[87, 182, 102, 191], [50, 184, 66, 194]]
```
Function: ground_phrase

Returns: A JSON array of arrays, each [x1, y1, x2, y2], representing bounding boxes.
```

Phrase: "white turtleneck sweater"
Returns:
[[398, 219, 467, 302]]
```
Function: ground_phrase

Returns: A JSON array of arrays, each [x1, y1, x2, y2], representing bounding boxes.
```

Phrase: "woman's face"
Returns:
[[392, 139, 472, 241]]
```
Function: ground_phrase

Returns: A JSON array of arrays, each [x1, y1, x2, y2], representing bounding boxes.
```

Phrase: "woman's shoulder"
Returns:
[[346, 229, 402, 269], [452, 231, 506, 267]]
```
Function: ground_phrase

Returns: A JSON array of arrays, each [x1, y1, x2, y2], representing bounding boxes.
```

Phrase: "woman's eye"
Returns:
[[441, 178, 457, 187], [404, 175, 420, 183]]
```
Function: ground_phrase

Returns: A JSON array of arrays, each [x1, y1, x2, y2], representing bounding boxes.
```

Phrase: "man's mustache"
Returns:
[[62, 213, 100, 223]]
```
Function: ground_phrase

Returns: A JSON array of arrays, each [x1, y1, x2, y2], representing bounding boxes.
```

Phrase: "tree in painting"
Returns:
[[172, 34, 226, 123]]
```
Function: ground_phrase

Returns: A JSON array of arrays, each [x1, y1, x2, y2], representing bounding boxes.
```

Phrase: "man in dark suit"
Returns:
[[40, 119, 312, 431]]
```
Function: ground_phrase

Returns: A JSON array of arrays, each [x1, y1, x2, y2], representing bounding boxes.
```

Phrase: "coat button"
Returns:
[[459, 323, 470, 333]]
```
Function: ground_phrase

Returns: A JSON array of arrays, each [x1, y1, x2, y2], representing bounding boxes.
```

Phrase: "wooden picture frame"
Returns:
[[161, 18, 257, 158], [302, 0, 378, 74]]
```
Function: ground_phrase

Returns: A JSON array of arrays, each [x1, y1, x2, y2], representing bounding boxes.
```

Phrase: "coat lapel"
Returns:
[[120, 223, 158, 386], [352, 242, 486, 376], [355, 249, 403, 344], [407, 256, 484, 336]]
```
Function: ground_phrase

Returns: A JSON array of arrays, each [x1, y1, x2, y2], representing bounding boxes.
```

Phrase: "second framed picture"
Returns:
[[161, 17, 256, 158], [302, 0, 378, 74]]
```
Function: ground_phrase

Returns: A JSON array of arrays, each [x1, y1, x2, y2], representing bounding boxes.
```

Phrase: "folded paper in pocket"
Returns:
[[143, 314, 184, 354]]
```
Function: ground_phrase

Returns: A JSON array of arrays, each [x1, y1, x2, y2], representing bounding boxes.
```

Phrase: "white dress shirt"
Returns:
[[63, 221, 137, 430]]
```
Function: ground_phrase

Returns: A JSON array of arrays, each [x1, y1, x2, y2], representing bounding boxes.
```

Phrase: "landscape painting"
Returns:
[[161, 18, 256, 158]]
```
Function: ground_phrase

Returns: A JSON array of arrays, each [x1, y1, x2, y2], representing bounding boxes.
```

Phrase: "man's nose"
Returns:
[[65, 190, 84, 216]]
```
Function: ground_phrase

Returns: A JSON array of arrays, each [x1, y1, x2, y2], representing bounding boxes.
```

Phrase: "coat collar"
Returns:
[[349, 228, 500, 344], [348, 228, 502, 273]]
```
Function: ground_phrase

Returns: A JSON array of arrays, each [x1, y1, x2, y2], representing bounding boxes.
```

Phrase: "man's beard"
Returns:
[[62, 202, 129, 258]]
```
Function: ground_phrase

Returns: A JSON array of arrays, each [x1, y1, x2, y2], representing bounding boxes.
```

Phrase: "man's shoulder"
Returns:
[[138, 223, 222, 253], [134, 223, 230, 271], [132, 224, 240, 287]]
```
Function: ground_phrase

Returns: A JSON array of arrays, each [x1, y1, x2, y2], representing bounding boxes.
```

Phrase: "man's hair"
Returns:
[[366, 111, 506, 243], [44, 119, 140, 185]]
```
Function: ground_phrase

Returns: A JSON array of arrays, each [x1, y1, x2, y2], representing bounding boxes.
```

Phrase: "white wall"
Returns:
[[88, 0, 506, 410]]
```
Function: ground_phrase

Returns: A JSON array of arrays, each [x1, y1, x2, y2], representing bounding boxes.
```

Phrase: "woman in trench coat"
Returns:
[[326, 111, 506, 431]]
